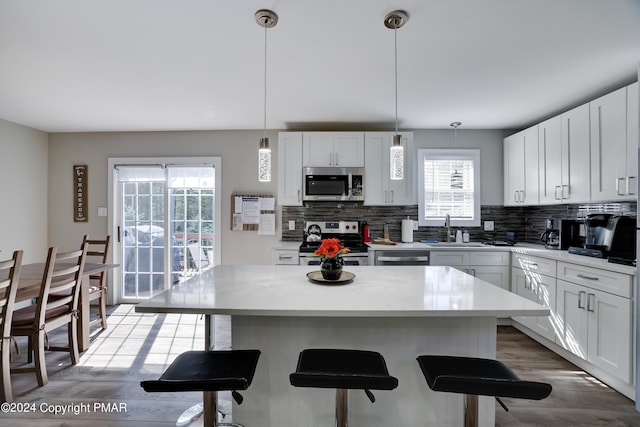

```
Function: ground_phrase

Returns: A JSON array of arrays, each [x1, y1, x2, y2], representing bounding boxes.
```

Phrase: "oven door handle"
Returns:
[[376, 256, 429, 263]]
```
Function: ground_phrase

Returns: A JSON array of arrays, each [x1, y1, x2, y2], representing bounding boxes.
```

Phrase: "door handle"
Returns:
[[117, 226, 121, 243], [390, 190, 394, 203], [562, 184, 569, 199], [554, 185, 562, 200], [577, 273, 599, 281], [587, 293, 595, 312], [616, 177, 626, 196], [627, 176, 636, 195], [578, 290, 586, 309], [279, 255, 293, 260]]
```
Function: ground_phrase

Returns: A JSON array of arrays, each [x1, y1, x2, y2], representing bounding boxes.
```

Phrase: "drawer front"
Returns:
[[430, 251, 469, 267], [272, 250, 300, 265], [557, 261, 632, 298], [512, 254, 556, 277], [469, 251, 510, 266]]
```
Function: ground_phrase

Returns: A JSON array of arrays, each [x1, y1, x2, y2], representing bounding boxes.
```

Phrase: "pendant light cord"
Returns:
[[394, 23, 398, 135], [263, 23, 267, 140]]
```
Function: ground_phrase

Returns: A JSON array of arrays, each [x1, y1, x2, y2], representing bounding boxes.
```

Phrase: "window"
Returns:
[[418, 149, 480, 227]]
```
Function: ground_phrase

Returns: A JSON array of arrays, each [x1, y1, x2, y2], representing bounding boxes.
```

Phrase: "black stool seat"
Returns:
[[290, 348, 398, 391], [416, 355, 551, 400], [290, 349, 398, 427], [141, 350, 260, 427], [417, 355, 551, 427]]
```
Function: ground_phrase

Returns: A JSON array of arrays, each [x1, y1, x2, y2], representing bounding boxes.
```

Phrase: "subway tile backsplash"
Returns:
[[281, 202, 637, 244]]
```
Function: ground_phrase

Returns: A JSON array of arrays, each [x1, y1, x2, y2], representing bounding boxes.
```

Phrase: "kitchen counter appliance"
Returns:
[[299, 220, 369, 266], [302, 167, 364, 201], [541, 218, 583, 250], [568, 214, 635, 259]]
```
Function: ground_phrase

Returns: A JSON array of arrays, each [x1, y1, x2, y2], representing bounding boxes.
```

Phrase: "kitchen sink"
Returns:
[[423, 242, 485, 248]]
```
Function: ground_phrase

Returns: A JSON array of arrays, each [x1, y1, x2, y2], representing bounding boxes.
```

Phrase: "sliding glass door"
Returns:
[[109, 158, 221, 303]]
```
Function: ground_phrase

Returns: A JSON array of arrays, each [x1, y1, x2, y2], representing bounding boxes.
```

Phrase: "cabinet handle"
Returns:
[[577, 273, 599, 281], [520, 190, 525, 203], [627, 176, 636, 195], [279, 255, 293, 260], [554, 185, 562, 200], [329, 153, 333, 165], [384, 190, 388, 203], [471, 268, 476, 276], [587, 293, 596, 312], [562, 184, 569, 199], [616, 177, 626, 196], [297, 189, 301, 203], [334, 152, 339, 166], [578, 291, 586, 309], [390, 190, 394, 203]]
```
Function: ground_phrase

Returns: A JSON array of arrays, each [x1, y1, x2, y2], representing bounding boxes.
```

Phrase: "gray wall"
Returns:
[[2, 127, 504, 265], [0, 119, 48, 263]]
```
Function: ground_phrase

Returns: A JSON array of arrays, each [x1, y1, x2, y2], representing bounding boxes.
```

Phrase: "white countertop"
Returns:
[[136, 265, 548, 318]]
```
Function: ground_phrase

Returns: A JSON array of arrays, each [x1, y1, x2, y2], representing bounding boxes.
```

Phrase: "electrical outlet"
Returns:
[[288, 220, 296, 231], [97, 207, 107, 217], [484, 220, 494, 231]]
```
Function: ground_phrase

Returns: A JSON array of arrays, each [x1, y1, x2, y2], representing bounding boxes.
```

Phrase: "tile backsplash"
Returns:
[[281, 202, 637, 244]]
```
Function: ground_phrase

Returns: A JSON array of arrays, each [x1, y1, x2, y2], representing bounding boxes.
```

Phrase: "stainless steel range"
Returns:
[[299, 221, 369, 266]]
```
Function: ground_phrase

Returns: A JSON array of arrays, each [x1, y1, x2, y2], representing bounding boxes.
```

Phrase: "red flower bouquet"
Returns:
[[312, 238, 350, 258]]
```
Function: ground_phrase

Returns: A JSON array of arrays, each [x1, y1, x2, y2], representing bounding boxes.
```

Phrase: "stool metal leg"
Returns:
[[464, 394, 479, 427], [335, 388, 348, 427]]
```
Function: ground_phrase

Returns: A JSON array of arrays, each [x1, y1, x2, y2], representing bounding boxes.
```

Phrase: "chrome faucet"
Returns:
[[445, 213, 452, 242]]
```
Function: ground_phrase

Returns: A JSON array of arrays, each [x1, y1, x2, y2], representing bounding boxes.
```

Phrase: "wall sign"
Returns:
[[74, 165, 88, 222]]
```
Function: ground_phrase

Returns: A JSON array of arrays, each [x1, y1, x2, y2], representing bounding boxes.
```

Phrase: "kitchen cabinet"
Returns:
[[277, 132, 303, 205], [272, 248, 300, 265], [430, 251, 510, 290], [538, 104, 591, 204], [510, 254, 557, 342], [503, 125, 539, 205], [302, 132, 365, 167], [364, 132, 416, 205], [555, 261, 632, 383], [590, 82, 638, 201]]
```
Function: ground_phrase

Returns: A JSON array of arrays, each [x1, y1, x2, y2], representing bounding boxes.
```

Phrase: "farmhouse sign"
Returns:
[[74, 165, 88, 222]]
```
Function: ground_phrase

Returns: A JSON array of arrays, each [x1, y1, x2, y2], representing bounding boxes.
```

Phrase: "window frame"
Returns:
[[417, 148, 481, 227]]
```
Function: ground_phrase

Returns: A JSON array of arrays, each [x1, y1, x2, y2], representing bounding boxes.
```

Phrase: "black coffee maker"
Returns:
[[541, 218, 560, 249], [582, 214, 635, 259]]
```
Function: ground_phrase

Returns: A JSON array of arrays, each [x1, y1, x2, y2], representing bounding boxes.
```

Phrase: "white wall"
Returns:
[[413, 129, 506, 205], [48, 130, 279, 265], [0, 119, 49, 263], [44, 128, 504, 264]]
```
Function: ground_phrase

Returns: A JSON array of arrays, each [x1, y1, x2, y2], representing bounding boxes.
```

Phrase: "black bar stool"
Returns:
[[416, 355, 552, 427], [141, 350, 260, 427], [290, 349, 398, 427]]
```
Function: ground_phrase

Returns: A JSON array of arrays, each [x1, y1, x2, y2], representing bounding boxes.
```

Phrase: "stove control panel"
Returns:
[[305, 221, 360, 234]]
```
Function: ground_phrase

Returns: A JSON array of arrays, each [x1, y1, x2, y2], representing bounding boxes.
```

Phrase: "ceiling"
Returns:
[[0, 0, 639, 133]]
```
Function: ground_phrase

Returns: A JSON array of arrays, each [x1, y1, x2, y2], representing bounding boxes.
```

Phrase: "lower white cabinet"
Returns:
[[430, 251, 510, 290], [556, 278, 632, 383], [511, 266, 556, 342], [272, 249, 299, 265]]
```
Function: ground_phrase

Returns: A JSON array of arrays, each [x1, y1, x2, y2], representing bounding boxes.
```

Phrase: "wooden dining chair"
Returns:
[[11, 241, 88, 387], [50, 236, 111, 331], [0, 250, 23, 403]]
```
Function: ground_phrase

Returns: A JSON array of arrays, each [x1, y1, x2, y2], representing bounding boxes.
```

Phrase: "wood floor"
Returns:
[[5, 305, 640, 426]]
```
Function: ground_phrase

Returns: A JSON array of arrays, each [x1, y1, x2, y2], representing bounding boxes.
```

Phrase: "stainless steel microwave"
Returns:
[[303, 167, 364, 201]]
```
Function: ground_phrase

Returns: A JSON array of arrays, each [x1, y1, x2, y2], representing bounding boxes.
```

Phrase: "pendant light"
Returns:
[[450, 121, 463, 189], [385, 10, 408, 181], [256, 9, 278, 182]]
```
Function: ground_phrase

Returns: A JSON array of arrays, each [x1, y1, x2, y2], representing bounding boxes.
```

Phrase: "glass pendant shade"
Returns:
[[390, 134, 404, 180], [258, 137, 271, 182]]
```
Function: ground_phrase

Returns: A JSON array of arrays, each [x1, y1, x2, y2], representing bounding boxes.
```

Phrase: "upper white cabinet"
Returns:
[[590, 82, 638, 201], [277, 132, 303, 206], [364, 132, 416, 205], [539, 105, 591, 204], [504, 125, 539, 206], [302, 132, 365, 167]]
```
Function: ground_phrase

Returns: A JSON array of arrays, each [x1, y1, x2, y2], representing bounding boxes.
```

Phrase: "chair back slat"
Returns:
[[0, 251, 23, 341]]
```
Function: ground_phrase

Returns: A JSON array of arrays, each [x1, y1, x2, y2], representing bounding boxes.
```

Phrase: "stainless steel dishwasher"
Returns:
[[373, 250, 430, 266]]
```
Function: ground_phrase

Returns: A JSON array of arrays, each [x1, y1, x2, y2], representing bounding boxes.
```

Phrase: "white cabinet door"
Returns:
[[363, 132, 415, 205], [302, 132, 365, 167], [538, 116, 563, 204], [587, 288, 632, 382], [561, 103, 591, 203], [512, 267, 556, 342], [556, 279, 589, 359], [626, 82, 638, 198], [512, 268, 538, 331], [504, 125, 538, 205], [333, 133, 365, 167], [277, 132, 303, 205], [303, 132, 335, 166], [590, 86, 630, 201], [473, 266, 510, 290]]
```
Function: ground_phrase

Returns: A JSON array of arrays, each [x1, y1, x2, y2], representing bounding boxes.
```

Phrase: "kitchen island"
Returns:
[[136, 265, 548, 427]]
